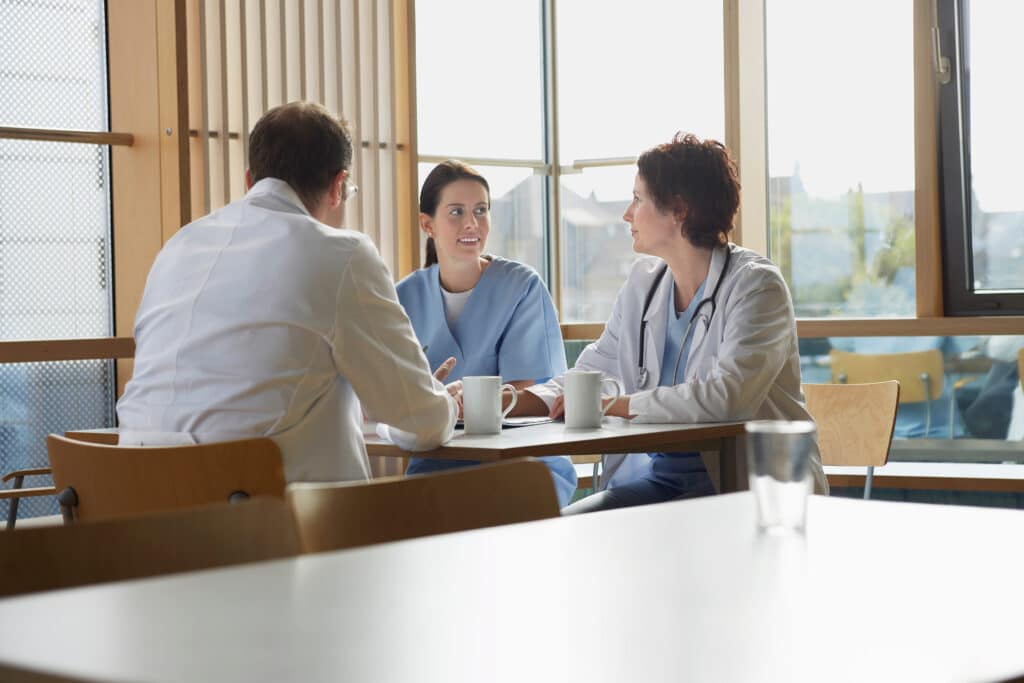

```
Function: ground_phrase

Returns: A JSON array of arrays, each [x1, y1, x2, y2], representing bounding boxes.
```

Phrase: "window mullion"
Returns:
[[541, 0, 562, 315]]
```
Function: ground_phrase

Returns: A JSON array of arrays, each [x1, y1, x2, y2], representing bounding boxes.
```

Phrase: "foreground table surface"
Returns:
[[366, 418, 747, 461], [1, 493, 1022, 683]]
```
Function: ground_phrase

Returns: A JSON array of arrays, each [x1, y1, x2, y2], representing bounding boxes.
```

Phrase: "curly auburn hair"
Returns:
[[636, 132, 740, 249]]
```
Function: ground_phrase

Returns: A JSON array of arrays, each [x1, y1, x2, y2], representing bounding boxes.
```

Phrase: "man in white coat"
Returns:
[[117, 102, 457, 482]]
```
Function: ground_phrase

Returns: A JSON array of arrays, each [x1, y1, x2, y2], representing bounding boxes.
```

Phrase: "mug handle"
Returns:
[[500, 384, 518, 419], [599, 379, 622, 416]]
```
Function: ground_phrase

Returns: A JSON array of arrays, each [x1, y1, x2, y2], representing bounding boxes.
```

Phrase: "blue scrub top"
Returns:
[[649, 279, 708, 488], [397, 257, 566, 384], [396, 257, 576, 505]]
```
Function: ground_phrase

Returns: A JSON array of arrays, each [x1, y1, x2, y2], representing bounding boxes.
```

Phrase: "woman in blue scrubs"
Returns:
[[396, 161, 577, 505]]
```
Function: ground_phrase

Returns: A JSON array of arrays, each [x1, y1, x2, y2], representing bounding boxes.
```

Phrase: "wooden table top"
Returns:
[[366, 418, 747, 461]]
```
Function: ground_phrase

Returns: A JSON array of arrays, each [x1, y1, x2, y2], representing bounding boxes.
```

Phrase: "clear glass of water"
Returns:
[[745, 420, 816, 535]]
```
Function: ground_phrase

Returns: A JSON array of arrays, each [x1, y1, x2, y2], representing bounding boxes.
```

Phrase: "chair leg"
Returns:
[[921, 374, 933, 438], [863, 466, 874, 500], [949, 384, 957, 439], [5, 475, 24, 530], [591, 463, 599, 494]]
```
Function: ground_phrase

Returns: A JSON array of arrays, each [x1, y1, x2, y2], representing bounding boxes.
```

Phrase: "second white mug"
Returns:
[[462, 376, 518, 435], [563, 370, 621, 429]]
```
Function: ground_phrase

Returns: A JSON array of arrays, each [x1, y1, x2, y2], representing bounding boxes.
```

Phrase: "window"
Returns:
[[937, 0, 1024, 315], [414, 0, 724, 321], [0, 0, 114, 520], [765, 0, 916, 318]]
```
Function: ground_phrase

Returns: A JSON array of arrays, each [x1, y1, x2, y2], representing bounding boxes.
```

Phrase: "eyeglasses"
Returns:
[[343, 176, 358, 200]]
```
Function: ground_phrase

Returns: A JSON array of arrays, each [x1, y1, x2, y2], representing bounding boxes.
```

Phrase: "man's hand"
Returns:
[[433, 357, 456, 383], [445, 380, 464, 419]]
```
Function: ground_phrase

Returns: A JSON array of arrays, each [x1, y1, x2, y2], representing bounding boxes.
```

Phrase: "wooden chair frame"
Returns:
[[287, 457, 560, 553], [803, 380, 900, 499]]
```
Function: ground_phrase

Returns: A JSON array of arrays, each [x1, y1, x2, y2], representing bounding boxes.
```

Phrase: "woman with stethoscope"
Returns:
[[513, 133, 828, 513]]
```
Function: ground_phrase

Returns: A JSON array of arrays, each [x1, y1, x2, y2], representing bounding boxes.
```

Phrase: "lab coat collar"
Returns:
[[246, 178, 312, 217], [640, 243, 729, 324], [641, 261, 673, 324], [705, 243, 731, 294]]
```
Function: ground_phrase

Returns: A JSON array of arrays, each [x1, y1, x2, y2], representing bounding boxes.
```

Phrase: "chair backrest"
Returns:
[[0, 499, 299, 597], [829, 349, 943, 402], [47, 435, 287, 522], [803, 381, 900, 467], [1018, 348, 1023, 393], [287, 458, 560, 553]]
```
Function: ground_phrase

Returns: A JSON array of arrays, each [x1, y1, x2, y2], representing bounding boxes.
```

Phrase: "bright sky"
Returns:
[[765, 0, 915, 198], [968, 1, 1024, 212], [415, 0, 1022, 211]]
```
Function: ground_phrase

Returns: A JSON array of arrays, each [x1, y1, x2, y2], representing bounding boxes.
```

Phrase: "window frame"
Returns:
[[936, 0, 1024, 316]]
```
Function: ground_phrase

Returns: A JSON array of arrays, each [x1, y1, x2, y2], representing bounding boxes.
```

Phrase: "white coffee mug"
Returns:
[[563, 370, 621, 429], [462, 376, 518, 435]]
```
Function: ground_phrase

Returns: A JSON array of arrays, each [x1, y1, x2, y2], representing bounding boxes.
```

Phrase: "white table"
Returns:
[[1, 493, 1023, 682]]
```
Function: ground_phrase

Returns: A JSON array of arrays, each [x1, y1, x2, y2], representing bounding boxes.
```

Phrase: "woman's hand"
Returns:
[[602, 395, 634, 419], [548, 394, 633, 420]]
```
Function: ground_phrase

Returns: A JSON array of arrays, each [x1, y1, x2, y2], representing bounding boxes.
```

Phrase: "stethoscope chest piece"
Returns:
[[637, 367, 649, 388]]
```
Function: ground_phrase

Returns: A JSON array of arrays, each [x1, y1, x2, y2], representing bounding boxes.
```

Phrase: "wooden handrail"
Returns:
[[0, 338, 135, 364], [561, 316, 1024, 340], [0, 126, 134, 146]]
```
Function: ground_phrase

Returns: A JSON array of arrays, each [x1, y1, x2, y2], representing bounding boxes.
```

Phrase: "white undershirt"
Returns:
[[440, 287, 473, 326]]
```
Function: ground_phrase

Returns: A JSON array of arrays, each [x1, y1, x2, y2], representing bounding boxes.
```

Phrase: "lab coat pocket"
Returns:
[[696, 355, 724, 382]]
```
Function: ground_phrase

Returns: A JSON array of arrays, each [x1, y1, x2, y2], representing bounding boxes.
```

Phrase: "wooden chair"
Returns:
[[287, 457, 560, 553], [2, 429, 119, 528], [803, 381, 900, 499], [2, 435, 287, 526], [1018, 348, 1023, 394], [829, 349, 972, 438], [0, 499, 299, 598]]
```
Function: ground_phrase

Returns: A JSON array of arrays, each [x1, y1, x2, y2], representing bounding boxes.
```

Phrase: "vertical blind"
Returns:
[[187, 0, 401, 272]]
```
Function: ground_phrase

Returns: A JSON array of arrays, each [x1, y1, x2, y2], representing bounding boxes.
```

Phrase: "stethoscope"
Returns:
[[636, 246, 733, 388]]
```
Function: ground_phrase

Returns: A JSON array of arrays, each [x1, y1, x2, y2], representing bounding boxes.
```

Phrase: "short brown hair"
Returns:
[[637, 133, 740, 249], [248, 102, 353, 210]]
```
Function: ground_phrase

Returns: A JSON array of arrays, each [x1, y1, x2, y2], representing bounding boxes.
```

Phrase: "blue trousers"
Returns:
[[406, 456, 578, 508], [563, 468, 715, 515]]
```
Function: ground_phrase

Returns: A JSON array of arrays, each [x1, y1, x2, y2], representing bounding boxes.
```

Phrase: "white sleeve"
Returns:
[[629, 265, 795, 423], [333, 238, 457, 450], [526, 276, 630, 408]]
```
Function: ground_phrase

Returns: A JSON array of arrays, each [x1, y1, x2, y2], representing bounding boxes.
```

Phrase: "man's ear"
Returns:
[[245, 169, 253, 190], [331, 170, 346, 207]]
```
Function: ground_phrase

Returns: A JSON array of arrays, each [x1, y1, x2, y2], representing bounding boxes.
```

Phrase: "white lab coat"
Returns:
[[529, 244, 828, 495], [117, 178, 457, 482]]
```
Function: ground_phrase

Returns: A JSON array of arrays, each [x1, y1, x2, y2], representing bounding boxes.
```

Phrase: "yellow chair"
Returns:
[[0, 499, 299, 598], [287, 457, 560, 553], [803, 381, 900, 499], [1018, 348, 1023, 393], [1, 435, 287, 526], [2, 429, 119, 528], [829, 349, 972, 438]]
